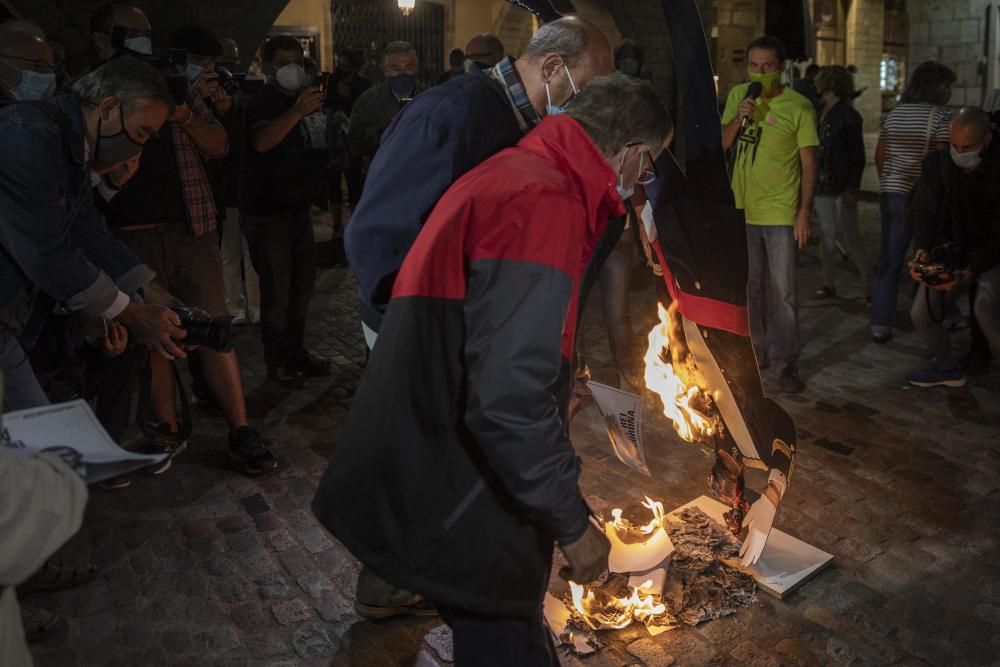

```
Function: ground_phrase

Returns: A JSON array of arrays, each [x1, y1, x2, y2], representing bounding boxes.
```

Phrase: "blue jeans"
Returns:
[[747, 224, 800, 372], [870, 192, 911, 334], [0, 328, 49, 412]]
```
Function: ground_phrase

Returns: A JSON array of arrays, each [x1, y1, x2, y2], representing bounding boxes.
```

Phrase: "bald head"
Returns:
[[465, 34, 504, 68], [950, 106, 993, 158], [515, 16, 613, 117]]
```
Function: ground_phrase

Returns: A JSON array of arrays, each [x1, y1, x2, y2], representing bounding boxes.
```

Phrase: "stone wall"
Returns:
[[909, 0, 990, 107], [845, 0, 884, 135], [713, 0, 765, 96]]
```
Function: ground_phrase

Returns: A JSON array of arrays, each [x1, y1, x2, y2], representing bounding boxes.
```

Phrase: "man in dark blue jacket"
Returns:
[[345, 16, 613, 348]]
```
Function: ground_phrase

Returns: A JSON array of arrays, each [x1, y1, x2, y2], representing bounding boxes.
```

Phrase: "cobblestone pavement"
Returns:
[[30, 202, 1000, 666]]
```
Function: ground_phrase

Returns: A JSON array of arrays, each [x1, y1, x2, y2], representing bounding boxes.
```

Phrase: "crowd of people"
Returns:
[[0, 2, 997, 663]]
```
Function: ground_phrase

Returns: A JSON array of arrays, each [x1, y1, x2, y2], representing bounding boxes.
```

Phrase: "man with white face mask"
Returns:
[[90, 0, 154, 60], [240, 36, 331, 386], [0, 25, 57, 103], [906, 107, 1000, 387]]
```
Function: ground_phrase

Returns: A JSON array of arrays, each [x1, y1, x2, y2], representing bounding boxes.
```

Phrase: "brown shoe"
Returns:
[[354, 597, 438, 620]]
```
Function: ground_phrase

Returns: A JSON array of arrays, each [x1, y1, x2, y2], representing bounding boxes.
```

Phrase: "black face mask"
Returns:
[[94, 103, 144, 166]]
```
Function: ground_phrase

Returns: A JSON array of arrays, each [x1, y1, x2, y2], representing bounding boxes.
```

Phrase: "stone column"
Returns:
[[845, 0, 885, 135]]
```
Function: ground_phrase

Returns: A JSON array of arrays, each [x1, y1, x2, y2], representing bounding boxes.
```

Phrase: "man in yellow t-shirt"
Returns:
[[722, 35, 818, 393]]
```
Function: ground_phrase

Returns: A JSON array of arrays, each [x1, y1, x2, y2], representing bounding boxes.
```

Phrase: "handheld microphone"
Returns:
[[741, 81, 763, 129]]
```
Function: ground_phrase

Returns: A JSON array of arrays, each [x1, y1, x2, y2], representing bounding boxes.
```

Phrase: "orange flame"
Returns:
[[569, 579, 667, 630], [643, 302, 716, 442]]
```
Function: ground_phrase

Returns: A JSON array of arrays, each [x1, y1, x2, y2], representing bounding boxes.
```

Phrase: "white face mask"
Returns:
[[123, 36, 153, 56], [950, 144, 985, 170], [275, 63, 305, 91]]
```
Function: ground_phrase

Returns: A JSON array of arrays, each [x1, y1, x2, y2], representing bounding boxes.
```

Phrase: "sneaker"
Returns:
[[228, 426, 277, 475], [354, 596, 438, 620], [141, 422, 188, 475], [814, 286, 837, 299], [287, 349, 332, 378], [779, 365, 806, 393], [267, 365, 305, 389], [871, 330, 893, 344], [906, 364, 967, 388]]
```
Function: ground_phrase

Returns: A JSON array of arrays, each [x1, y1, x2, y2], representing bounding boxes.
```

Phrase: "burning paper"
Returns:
[[542, 592, 596, 655], [588, 382, 650, 476], [644, 303, 720, 443], [605, 497, 674, 574]]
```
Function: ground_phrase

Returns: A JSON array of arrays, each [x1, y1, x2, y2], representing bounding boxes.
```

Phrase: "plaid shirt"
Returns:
[[489, 57, 541, 133], [171, 87, 227, 237]]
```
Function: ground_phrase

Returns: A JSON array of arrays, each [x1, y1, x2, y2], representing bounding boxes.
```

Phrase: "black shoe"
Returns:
[[871, 330, 893, 344], [779, 366, 806, 394], [141, 422, 187, 475], [267, 365, 305, 389], [228, 426, 277, 476], [288, 349, 332, 377]]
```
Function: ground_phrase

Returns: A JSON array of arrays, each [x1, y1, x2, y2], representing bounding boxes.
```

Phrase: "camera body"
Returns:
[[170, 306, 233, 352], [916, 242, 964, 286], [215, 65, 265, 96]]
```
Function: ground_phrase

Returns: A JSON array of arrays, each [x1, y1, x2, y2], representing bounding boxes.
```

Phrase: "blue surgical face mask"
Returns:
[[185, 62, 206, 83], [388, 72, 416, 97], [544, 65, 578, 116], [10, 69, 56, 101], [123, 36, 153, 56], [950, 144, 985, 170]]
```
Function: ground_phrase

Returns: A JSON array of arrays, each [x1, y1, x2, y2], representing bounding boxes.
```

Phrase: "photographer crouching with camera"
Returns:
[[906, 107, 1000, 387], [91, 4, 277, 474]]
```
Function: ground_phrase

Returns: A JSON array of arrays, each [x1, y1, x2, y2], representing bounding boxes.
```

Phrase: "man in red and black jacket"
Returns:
[[313, 75, 672, 663]]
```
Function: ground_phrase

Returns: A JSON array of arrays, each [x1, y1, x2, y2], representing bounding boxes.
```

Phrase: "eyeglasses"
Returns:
[[0, 55, 54, 74], [623, 142, 659, 185]]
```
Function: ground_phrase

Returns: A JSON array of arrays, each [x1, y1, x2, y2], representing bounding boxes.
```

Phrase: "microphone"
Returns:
[[741, 81, 763, 129]]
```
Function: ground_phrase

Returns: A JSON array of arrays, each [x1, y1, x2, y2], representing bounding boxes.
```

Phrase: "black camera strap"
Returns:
[[136, 359, 193, 443]]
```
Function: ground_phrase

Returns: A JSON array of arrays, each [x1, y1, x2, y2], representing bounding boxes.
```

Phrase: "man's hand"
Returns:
[[293, 86, 324, 118], [908, 249, 931, 281], [928, 270, 972, 292], [116, 302, 188, 360], [843, 188, 860, 209], [559, 520, 610, 584], [737, 96, 756, 123], [210, 85, 232, 115], [105, 154, 142, 189], [170, 103, 194, 125], [101, 322, 129, 358], [794, 208, 811, 249], [739, 495, 776, 567], [195, 72, 220, 100]]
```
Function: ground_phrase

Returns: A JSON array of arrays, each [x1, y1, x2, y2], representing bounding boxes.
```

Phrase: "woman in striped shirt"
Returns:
[[870, 62, 954, 342]]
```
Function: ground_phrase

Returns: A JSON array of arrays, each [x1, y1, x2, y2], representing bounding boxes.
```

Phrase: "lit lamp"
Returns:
[[398, 0, 415, 15]]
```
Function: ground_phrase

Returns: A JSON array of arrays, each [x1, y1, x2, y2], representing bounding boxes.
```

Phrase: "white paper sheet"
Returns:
[[587, 382, 650, 476], [542, 592, 595, 654], [2, 400, 167, 484]]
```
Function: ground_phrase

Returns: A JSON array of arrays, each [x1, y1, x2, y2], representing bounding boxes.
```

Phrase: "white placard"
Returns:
[[2, 400, 167, 484], [587, 381, 650, 476]]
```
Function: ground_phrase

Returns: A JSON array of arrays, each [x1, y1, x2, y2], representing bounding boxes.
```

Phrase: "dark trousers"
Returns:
[[83, 345, 146, 442], [436, 604, 559, 667], [243, 210, 317, 369]]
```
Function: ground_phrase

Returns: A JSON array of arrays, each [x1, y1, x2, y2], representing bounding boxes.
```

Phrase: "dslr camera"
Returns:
[[170, 306, 234, 352], [215, 65, 265, 96], [915, 242, 964, 286]]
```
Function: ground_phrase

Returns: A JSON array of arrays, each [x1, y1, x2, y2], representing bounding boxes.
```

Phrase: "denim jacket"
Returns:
[[0, 94, 153, 336]]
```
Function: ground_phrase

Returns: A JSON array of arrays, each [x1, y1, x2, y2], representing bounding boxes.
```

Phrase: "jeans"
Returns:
[[0, 328, 49, 411], [221, 208, 260, 321], [911, 265, 1000, 368], [870, 192, 912, 334], [243, 211, 317, 369], [747, 224, 800, 372], [599, 232, 636, 387], [436, 603, 559, 667], [814, 194, 872, 293]]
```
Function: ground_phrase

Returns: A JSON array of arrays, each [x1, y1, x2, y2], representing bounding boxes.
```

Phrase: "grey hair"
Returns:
[[523, 17, 589, 67], [565, 73, 672, 156], [383, 40, 417, 67], [71, 55, 175, 114]]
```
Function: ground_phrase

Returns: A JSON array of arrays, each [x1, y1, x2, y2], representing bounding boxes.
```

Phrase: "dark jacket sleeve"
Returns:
[[461, 201, 591, 547], [844, 116, 866, 190], [0, 122, 118, 316], [911, 152, 946, 253], [347, 87, 391, 161]]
